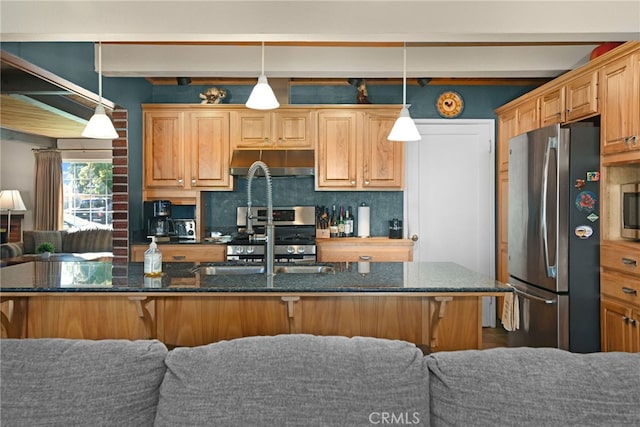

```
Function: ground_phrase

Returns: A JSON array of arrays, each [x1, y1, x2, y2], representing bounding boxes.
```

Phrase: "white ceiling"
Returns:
[[1, 0, 639, 78]]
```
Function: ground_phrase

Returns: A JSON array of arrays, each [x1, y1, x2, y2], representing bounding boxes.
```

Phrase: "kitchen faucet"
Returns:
[[246, 161, 275, 287]]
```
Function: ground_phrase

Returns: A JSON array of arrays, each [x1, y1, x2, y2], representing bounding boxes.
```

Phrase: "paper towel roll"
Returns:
[[357, 204, 370, 238]]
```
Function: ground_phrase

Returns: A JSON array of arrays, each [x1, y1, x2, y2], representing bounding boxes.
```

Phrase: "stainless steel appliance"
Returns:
[[227, 206, 316, 262], [175, 219, 196, 240], [508, 123, 600, 353], [621, 182, 640, 240]]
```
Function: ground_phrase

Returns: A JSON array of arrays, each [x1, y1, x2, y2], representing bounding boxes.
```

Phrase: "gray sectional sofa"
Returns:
[[1, 335, 639, 426], [0, 228, 112, 258]]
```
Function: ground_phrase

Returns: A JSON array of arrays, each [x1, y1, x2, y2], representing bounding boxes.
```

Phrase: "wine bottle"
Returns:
[[345, 206, 354, 237], [338, 206, 346, 237], [329, 204, 338, 237]]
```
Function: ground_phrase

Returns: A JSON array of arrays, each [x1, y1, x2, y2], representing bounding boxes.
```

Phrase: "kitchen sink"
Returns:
[[194, 264, 335, 276], [274, 265, 335, 274], [197, 265, 266, 275]]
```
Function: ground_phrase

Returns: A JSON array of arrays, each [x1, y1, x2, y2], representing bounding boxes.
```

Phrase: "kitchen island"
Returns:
[[1, 260, 511, 351]]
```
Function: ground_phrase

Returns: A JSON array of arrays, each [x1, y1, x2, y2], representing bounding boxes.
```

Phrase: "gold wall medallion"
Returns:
[[436, 91, 464, 118]]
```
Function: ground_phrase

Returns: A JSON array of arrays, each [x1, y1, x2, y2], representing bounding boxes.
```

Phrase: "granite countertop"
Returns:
[[0, 261, 512, 294]]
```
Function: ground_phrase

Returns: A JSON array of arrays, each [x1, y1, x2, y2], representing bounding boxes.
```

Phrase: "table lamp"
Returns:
[[0, 190, 27, 242]]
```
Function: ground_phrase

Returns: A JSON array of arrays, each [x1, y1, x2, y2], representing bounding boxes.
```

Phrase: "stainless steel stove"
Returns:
[[227, 206, 316, 262]]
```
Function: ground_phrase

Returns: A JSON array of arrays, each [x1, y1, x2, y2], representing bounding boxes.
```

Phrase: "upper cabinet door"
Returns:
[[362, 111, 404, 189], [602, 54, 639, 155], [316, 110, 359, 189], [565, 70, 599, 122], [144, 110, 185, 188], [540, 87, 565, 127], [188, 111, 231, 188], [232, 110, 271, 148], [272, 109, 315, 148]]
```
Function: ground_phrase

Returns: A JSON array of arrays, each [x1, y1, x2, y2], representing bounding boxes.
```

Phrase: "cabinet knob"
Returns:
[[192, 178, 196, 184], [264, 138, 269, 143], [622, 286, 638, 296], [621, 257, 638, 267], [351, 180, 356, 185], [631, 135, 638, 146], [411, 234, 419, 242], [364, 180, 370, 185], [178, 179, 183, 184]]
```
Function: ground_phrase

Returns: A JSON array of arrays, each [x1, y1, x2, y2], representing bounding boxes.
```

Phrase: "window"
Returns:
[[63, 162, 113, 230]]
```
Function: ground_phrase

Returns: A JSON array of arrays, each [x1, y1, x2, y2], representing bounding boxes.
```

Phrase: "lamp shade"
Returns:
[[82, 104, 119, 139], [246, 74, 280, 110], [0, 190, 27, 211], [387, 106, 421, 142]]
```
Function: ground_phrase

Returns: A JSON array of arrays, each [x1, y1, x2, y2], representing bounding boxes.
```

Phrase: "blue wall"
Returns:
[[1, 42, 535, 237]]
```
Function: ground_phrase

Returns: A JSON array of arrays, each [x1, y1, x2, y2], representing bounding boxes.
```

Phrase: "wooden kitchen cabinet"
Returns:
[[157, 296, 290, 347], [540, 87, 565, 126], [564, 69, 599, 122], [600, 241, 640, 352], [25, 296, 154, 340], [231, 108, 315, 149], [516, 97, 540, 134], [601, 52, 640, 156], [316, 107, 403, 190], [601, 297, 639, 352], [130, 243, 227, 263], [316, 237, 413, 262], [143, 105, 232, 198]]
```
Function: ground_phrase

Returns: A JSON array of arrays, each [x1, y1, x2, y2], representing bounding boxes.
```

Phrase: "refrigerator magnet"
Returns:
[[575, 179, 585, 189], [575, 191, 597, 212], [587, 213, 599, 222], [586, 171, 600, 181], [575, 225, 594, 239]]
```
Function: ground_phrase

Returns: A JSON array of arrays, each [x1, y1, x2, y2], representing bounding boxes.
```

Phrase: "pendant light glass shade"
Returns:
[[388, 43, 421, 142], [246, 42, 280, 110], [388, 106, 421, 141], [82, 42, 118, 139]]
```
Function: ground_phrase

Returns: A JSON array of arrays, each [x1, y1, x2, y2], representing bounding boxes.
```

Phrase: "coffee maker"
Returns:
[[144, 200, 175, 241]]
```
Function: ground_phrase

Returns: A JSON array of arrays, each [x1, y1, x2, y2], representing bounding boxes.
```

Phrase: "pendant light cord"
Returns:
[[261, 41, 265, 75], [402, 42, 407, 107], [98, 41, 103, 105]]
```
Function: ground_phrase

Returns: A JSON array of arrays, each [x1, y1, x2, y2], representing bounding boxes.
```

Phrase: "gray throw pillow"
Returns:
[[427, 347, 640, 427], [155, 334, 430, 426], [1, 339, 168, 426]]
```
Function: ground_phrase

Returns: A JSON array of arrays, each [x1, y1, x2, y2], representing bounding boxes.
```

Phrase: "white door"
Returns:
[[404, 119, 496, 326]]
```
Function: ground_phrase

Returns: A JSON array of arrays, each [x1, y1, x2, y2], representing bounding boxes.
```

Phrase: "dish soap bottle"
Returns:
[[144, 236, 162, 277]]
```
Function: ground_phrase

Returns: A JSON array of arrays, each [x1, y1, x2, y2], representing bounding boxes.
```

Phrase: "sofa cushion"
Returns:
[[23, 230, 65, 253], [426, 347, 640, 427], [155, 334, 429, 426], [63, 228, 112, 253], [1, 339, 168, 426], [0, 242, 24, 258]]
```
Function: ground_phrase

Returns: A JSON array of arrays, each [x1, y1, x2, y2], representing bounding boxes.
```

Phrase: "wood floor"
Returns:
[[482, 325, 509, 349]]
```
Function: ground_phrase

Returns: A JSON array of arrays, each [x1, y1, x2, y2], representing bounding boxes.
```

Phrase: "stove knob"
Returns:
[[235, 246, 245, 254], [247, 246, 255, 254], [297, 247, 305, 254], [287, 246, 295, 254]]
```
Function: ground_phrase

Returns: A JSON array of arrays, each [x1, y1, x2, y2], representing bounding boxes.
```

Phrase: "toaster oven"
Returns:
[[174, 219, 196, 240]]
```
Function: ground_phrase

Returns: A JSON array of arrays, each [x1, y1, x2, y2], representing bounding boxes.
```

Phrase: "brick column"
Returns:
[[111, 108, 129, 265]]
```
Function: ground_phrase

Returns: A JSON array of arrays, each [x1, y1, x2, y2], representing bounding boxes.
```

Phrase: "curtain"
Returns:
[[33, 150, 63, 230]]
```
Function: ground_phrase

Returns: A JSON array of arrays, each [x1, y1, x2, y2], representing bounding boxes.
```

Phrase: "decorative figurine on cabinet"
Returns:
[[199, 87, 227, 104]]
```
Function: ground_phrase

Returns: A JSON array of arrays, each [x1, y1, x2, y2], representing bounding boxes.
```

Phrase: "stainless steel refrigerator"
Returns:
[[508, 123, 600, 353]]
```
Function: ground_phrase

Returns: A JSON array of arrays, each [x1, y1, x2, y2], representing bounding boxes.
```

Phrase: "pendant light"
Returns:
[[82, 41, 119, 139], [245, 42, 280, 110], [387, 43, 421, 142]]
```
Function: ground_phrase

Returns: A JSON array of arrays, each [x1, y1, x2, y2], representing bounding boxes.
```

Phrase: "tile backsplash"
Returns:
[[202, 176, 402, 236]]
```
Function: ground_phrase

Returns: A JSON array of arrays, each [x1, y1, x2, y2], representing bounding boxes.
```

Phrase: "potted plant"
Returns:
[[36, 242, 55, 259]]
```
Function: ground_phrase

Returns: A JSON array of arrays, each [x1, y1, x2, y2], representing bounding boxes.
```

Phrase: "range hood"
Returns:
[[229, 149, 315, 176]]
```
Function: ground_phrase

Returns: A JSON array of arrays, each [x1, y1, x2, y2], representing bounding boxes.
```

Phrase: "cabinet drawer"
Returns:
[[131, 244, 226, 262], [601, 242, 640, 276], [317, 238, 413, 262], [601, 270, 640, 306]]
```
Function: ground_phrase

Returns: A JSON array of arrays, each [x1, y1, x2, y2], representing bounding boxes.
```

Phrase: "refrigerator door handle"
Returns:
[[541, 136, 558, 278], [511, 287, 557, 305]]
